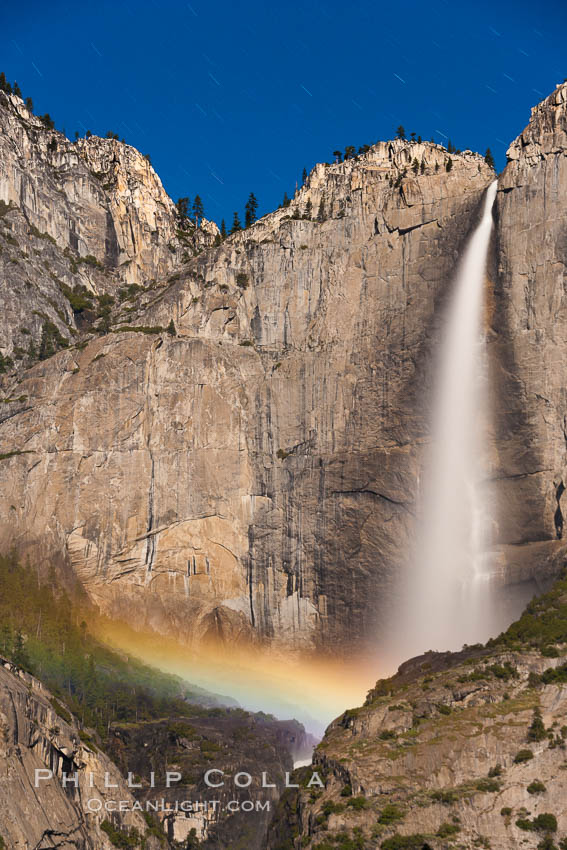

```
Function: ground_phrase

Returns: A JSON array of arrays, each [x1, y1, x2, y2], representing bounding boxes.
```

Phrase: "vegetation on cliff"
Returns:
[[267, 571, 567, 850], [0, 552, 232, 742], [490, 571, 567, 652], [0, 552, 305, 848]]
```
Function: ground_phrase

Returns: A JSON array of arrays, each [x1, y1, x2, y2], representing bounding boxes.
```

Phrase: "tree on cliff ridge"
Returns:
[[192, 195, 204, 225], [176, 197, 191, 223], [0, 72, 12, 95], [230, 211, 241, 233], [245, 192, 259, 227], [40, 113, 55, 130]]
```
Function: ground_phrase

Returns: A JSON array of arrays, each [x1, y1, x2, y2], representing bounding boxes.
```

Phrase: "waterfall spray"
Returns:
[[393, 181, 500, 663]]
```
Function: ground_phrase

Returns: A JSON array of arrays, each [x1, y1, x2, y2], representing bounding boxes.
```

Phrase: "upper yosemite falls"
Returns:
[[390, 180, 500, 665], [2, 83, 567, 665]]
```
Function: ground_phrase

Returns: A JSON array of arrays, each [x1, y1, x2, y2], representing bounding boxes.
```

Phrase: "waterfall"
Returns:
[[393, 181, 500, 663]]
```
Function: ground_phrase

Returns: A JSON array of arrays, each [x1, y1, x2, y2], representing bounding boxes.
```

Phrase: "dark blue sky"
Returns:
[[2, 0, 566, 226]]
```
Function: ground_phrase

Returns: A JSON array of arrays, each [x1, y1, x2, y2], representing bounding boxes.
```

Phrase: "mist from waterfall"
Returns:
[[392, 181, 500, 664]]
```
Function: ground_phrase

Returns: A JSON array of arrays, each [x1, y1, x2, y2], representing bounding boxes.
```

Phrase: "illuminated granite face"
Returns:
[[0, 88, 495, 656], [1, 84, 565, 662]]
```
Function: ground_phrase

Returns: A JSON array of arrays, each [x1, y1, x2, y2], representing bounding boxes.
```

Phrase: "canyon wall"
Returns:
[[267, 598, 567, 850], [0, 84, 565, 655], [0, 91, 217, 361], [0, 658, 161, 849], [489, 82, 567, 590]]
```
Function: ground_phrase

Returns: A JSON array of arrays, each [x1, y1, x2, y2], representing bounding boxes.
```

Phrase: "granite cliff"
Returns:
[[266, 572, 567, 850], [0, 90, 217, 364], [0, 658, 164, 850], [490, 82, 567, 591], [0, 83, 565, 656], [0, 651, 312, 850], [0, 550, 314, 849]]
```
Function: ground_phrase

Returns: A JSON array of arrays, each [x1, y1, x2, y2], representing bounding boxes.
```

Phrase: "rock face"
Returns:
[[0, 658, 162, 849], [0, 650, 312, 850], [266, 572, 567, 850], [0, 82, 565, 656], [106, 713, 309, 849], [490, 81, 567, 590], [268, 647, 567, 849], [0, 119, 495, 653], [0, 91, 217, 362]]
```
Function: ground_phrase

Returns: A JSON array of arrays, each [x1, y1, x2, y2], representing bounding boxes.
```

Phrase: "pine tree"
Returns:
[[344, 145, 356, 160], [304, 199, 312, 220], [0, 73, 12, 95], [527, 708, 546, 742], [230, 211, 241, 233], [420, 160, 425, 174], [84, 654, 97, 702], [244, 192, 259, 228], [192, 195, 204, 225], [417, 135, 422, 143], [25, 96, 33, 112], [98, 307, 112, 335], [13, 630, 29, 670], [317, 198, 325, 222], [412, 158, 419, 174], [396, 125, 406, 140], [333, 150, 343, 163], [167, 319, 176, 336], [410, 131, 416, 141], [39, 323, 54, 360], [220, 219, 227, 239], [484, 147, 495, 169], [0, 622, 12, 655], [282, 192, 290, 208], [13, 81, 22, 99], [302, 168, 308, 185], [176, 197, 191, 222], [186, 828, 200, 849]]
